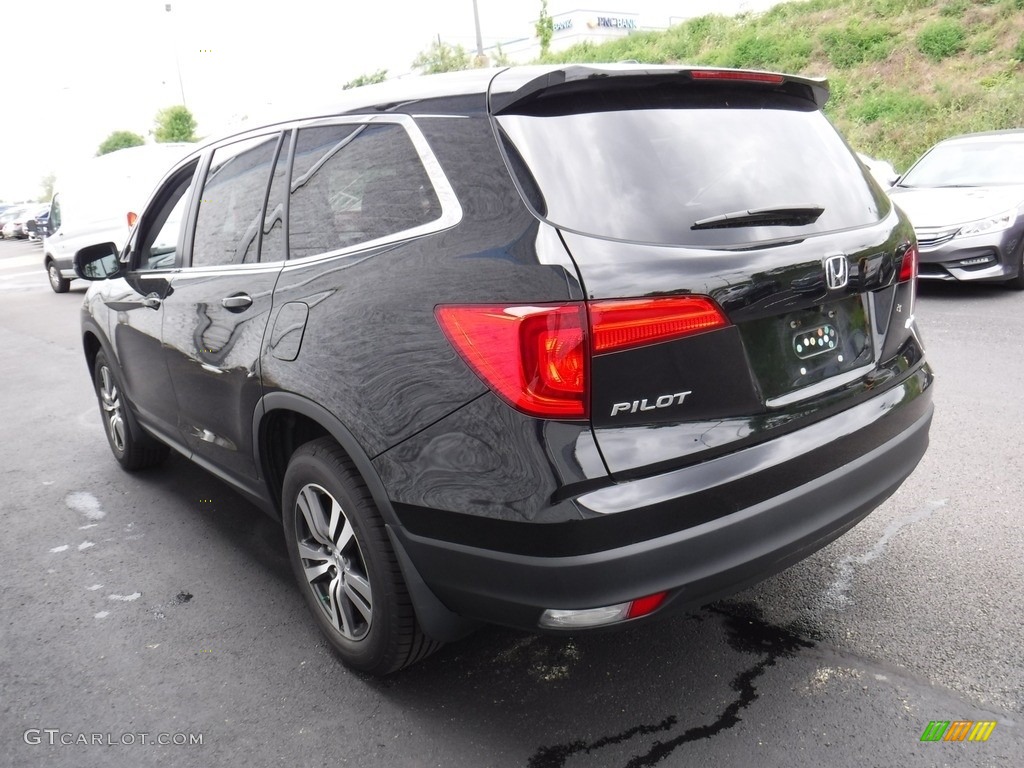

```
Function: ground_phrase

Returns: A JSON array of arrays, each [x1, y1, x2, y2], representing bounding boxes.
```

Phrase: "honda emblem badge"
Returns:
[[825, 254, 849, 290]]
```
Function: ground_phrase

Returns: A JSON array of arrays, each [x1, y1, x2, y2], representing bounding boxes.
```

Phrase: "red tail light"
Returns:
[[436, 297, 729, 420], [899, 243, 918, 283], [690, 70, 785, 85], [435, 304, 587, 418], [589, 297, 729, 354], [127, 211, 138, 228]]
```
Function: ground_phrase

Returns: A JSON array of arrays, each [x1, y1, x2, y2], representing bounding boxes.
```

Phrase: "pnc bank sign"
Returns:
[[591, 16, 638, 29]]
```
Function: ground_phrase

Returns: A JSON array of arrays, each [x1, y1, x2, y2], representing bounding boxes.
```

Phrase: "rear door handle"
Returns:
[[221, 294, 253, 311]]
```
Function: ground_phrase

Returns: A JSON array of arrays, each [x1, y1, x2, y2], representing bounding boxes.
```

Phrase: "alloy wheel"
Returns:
[[294, 483, 373, 641], [98, 365, 126, 453]]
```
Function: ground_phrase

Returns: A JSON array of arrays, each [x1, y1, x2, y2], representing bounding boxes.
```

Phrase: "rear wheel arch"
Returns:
[[255, 393, 399, 527], [256, 393, 478, 647]]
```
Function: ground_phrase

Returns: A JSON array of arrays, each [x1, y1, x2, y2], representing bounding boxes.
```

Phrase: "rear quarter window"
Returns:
[[288, 123, 442, 260]]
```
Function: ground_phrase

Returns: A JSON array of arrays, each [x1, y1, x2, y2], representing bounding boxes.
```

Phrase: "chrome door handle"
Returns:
[[221, 294, 253, 311]]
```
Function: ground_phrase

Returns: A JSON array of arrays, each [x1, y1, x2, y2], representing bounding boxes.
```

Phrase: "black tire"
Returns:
[[282, 438, 441, 674], [92, 350, 169, 470], [46, 260, 70, 293]]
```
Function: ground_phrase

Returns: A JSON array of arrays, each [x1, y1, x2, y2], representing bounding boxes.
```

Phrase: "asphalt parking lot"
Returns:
[[1, 237, 1020, 767]]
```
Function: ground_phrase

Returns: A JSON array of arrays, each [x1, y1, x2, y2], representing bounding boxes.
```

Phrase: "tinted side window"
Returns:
[[289, 123, 441, 260], [193, 134, 281, 268], [136, 162, 198, 271]]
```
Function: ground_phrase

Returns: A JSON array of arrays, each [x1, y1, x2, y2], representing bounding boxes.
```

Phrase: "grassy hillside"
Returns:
[[539, 0, 1024, 172]]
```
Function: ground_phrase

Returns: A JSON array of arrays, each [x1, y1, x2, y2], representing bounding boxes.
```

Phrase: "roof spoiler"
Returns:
[[489, 64, 829, 115]]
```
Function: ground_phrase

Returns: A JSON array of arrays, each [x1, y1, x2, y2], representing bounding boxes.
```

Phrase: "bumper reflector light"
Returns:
[[538, 591, 669, 629]]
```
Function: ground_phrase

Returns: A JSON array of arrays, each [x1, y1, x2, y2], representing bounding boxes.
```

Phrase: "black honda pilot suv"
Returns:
[[75, 65, 933, 675]]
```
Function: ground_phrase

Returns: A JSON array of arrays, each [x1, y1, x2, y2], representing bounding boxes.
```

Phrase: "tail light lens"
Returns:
[[436, 296, 729, 420], [589, 296, 729, 354], [899, 243, 918, 283], [690, 69, 785, 85], [435, 304, 587, 418]]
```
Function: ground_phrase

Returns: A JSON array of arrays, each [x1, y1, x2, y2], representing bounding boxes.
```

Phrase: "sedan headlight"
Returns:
[[957, 209, 1016, 238]]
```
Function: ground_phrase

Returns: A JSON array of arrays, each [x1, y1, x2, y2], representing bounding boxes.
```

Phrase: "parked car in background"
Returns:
[[1, 205, 37, 239], [0, 206, 27, 238], [73, 65, 933, 675], [887, 129, 1024, 288], [43, 143, 194, 292], [857, 153, 899, 188], [24, 204, 50, 241]]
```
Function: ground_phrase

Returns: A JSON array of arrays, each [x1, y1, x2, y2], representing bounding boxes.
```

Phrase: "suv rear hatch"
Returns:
[[490, 65, 921, 476]]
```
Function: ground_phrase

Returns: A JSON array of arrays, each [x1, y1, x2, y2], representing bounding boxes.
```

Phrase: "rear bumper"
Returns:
[[391, 369, 933, 633]]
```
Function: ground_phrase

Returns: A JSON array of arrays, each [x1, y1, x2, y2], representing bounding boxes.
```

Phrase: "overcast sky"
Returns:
[[0, 0, 774, 201]]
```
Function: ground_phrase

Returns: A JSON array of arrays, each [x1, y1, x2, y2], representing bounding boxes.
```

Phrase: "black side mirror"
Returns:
[[74, 243, 122, 280]]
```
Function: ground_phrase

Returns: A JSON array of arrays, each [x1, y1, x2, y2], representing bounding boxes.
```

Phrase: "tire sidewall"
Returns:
[[47, 261, 69, 293]]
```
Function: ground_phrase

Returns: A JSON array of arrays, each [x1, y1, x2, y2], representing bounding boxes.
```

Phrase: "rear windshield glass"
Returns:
[[496, 84, 888, 248]]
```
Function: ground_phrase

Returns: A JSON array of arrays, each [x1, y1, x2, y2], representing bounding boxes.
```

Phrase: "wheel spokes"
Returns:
[[298, 541, 332, 583], [294, 483, 373, 641], [297, 486, 333, 548], [344, 571, 373, 624]]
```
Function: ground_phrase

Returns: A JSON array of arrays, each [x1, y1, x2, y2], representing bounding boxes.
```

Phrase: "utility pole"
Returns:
[[165, 3, 188, 107], [472, 0, 484, 61]]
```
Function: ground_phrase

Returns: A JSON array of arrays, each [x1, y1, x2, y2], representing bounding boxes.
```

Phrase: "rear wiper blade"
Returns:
[[691, 205, 825, 230]]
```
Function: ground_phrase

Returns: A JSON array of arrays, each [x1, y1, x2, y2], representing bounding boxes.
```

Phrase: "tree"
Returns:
[[535, 0, 554, 57], [490, 44, 512, 67], [39, 173, 56, 202], [97, 130, 145, 156], [412, 38, 472, 74], [153, 105, 198, 143], [343, 69, 389, 90]]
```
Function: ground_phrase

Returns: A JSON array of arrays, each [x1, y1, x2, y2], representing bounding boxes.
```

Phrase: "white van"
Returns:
[[43, 143, 194, 292]]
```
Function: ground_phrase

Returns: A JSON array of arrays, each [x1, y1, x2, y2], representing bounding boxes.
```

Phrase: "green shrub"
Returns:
[[762, 0, 844, 21], [1014, 32, 1024, 62], [847, 91, 933, 123], [713, 29, 814, 71], [869, 0, 934, 18], [916, 20, 966, 61], [821, 23, 898, 67], [969, 33, 996, 54], [940, 0, 970, 17]]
